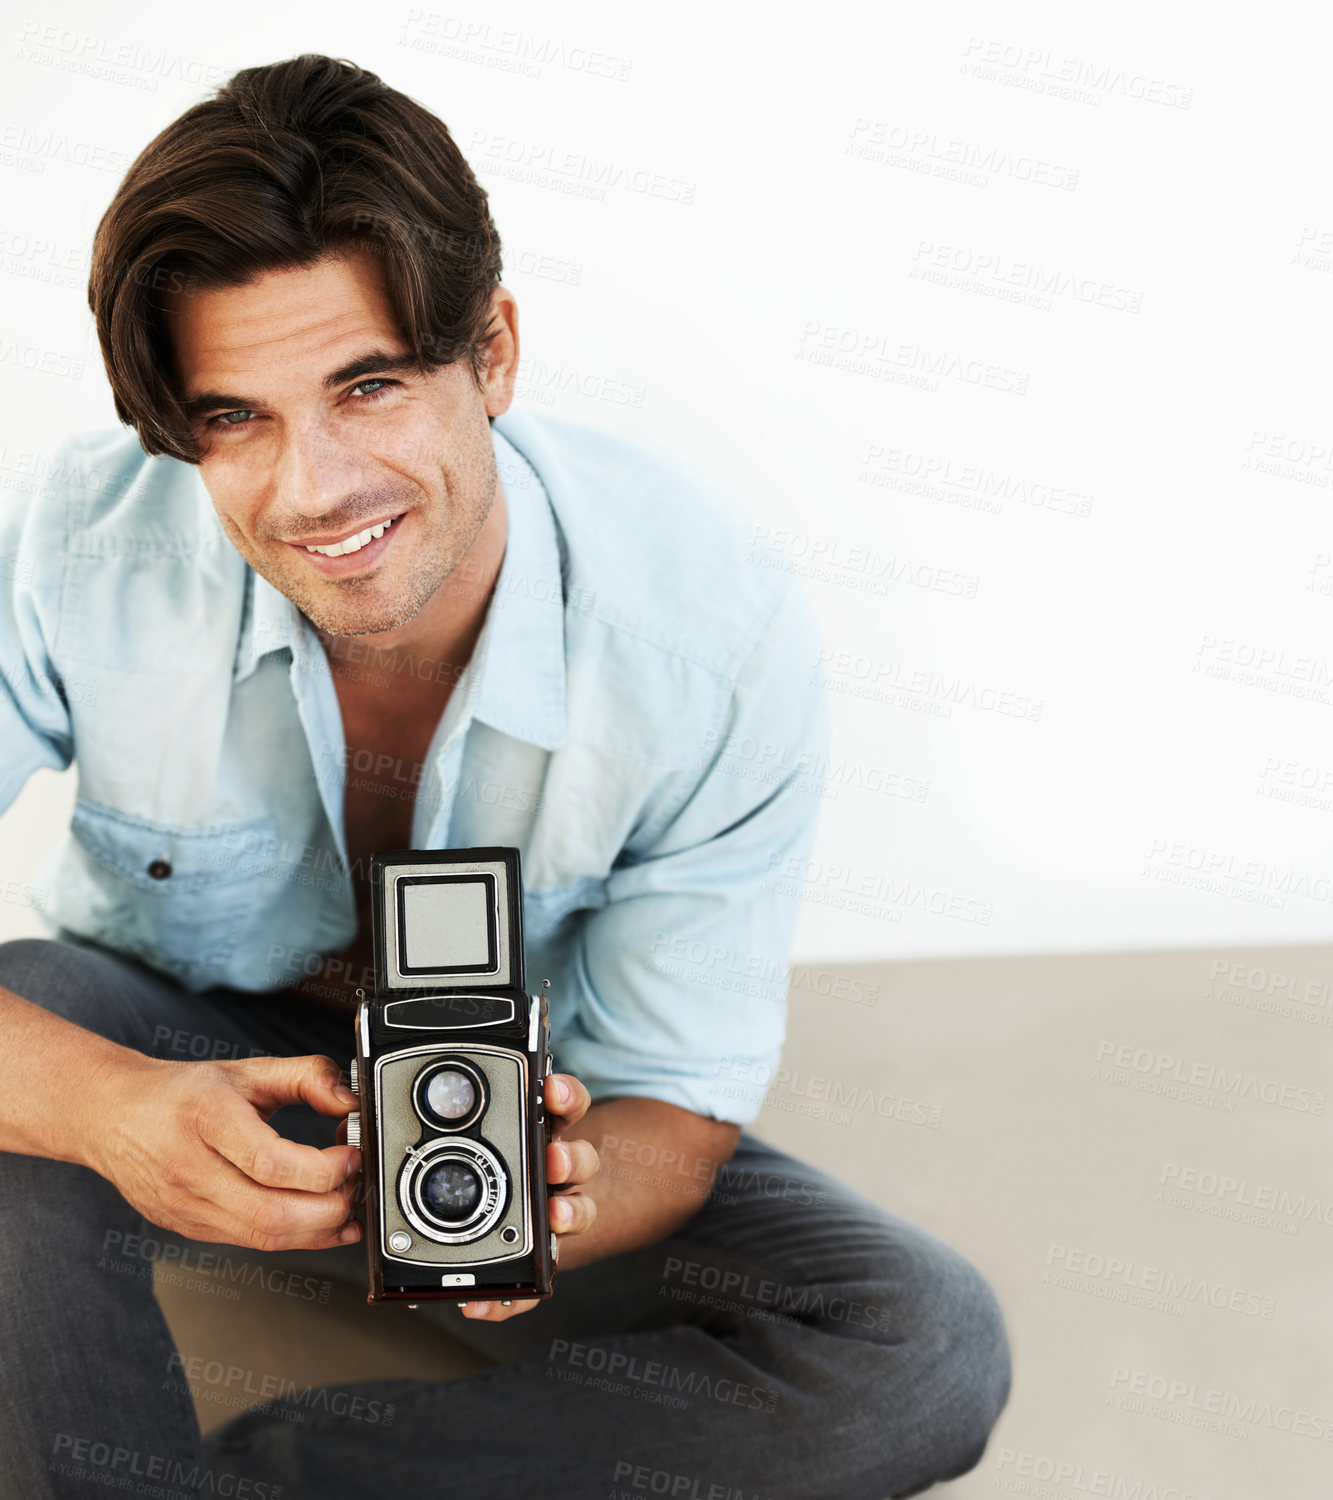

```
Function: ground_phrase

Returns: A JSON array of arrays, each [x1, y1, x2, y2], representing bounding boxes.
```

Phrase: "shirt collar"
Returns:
[[233, 560, 300, 684], [232, 420, 567, 753]]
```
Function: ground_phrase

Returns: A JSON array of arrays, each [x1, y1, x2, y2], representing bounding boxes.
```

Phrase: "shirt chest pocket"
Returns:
[[66, 799, 279, 990]]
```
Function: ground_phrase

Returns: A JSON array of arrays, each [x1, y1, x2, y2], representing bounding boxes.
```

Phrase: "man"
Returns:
[[0, 54, 1010, 1499]]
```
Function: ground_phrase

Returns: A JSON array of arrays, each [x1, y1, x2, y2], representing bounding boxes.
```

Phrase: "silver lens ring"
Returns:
[[399, 1137, 508, 1245]]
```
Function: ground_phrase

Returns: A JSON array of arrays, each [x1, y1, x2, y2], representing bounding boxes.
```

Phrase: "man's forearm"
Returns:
[[556, 1095, 741, 1272], [0, 985, 147, 1166]]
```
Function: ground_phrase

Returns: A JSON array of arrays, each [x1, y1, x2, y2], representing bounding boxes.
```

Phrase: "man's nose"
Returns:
[[274, 418, 375, 519]]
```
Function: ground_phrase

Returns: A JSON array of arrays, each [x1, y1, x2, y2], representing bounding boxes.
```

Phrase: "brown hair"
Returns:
[[88, 54, 503, 463]]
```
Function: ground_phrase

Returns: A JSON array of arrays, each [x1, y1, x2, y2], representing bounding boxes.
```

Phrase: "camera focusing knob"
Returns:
[[347, 1111, 361, 1149], [348, 1060, 359, 1095]]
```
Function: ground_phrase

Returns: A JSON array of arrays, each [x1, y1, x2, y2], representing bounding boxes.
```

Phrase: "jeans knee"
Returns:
[[909, 1246, 1012, 1483], [838, 1226, 1012, 1497]]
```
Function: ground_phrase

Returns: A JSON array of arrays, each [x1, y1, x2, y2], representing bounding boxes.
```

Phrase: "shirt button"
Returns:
[[147, 859, 172, 880]]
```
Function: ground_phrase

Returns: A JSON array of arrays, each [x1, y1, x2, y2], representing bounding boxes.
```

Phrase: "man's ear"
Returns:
[[479, 286, 519, 419]]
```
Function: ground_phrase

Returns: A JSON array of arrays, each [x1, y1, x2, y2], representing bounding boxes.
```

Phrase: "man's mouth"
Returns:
[[300, 513, 403, 558]]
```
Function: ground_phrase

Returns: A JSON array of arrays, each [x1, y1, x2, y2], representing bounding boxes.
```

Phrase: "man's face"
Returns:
[[167, 250, 517, 637]]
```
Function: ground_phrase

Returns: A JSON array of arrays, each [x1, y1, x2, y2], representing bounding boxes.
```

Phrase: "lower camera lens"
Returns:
[[420, 1159, 484, 1224], [400, 1136, 507, 1243]]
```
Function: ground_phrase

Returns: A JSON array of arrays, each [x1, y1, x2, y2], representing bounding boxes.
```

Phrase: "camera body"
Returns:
[[350, 846, 556, 1305]]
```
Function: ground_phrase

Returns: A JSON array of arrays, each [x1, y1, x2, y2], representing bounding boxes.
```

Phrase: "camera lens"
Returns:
[[425, 1068, 477, 1121], [420, 1159, 483, 1224], [413, 1059, 486, 1130], [401, 1137, 507, 1243]]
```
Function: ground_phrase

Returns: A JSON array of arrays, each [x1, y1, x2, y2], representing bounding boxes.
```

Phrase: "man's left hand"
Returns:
[[460, 1071, 598, 1322]]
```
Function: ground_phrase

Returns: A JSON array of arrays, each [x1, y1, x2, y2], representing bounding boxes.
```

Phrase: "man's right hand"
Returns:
[[82, 1052, 363, 1253]]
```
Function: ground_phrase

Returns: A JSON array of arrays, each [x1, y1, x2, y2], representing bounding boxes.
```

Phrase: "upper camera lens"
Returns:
[[420, 1159, 483, 1224], [414, 1059, 485, 1130], [426, 1068, 477, 1121]]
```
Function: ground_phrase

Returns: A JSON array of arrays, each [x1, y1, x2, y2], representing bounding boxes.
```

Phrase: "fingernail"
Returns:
[[551, 1077, 569, 1106], [554, 1143, 570, 1177], [335, 1084, 357, 1104], [464, 1302, 491, 1317], [551, 1197, 567, 1229], [339, 1224, 361, 1243], [344, 1154, 361, 1181]]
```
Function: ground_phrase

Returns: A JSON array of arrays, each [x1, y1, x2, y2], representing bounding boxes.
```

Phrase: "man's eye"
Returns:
[[350, 378, 396, 399], [216, 410, 253, 426]]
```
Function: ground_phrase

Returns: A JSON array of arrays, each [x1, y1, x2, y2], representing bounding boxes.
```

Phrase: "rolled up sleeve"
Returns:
[[555, 580, 830, 1124], [0, 488, 72, 815]]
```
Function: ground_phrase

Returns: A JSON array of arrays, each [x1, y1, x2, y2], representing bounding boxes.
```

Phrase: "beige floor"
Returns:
[[157, 944, 1333, 1495]]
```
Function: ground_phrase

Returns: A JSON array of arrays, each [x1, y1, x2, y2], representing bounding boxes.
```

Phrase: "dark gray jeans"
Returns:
[[0, 936, 1011, 1499]]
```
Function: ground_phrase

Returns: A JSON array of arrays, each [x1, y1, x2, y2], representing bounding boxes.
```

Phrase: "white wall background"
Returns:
[[2, 0, 1331, 962]]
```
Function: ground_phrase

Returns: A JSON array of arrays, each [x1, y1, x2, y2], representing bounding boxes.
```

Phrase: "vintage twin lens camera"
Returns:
[[349, 847, 556, 1305]]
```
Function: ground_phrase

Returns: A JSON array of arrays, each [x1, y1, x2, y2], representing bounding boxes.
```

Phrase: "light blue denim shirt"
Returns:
[[0, 408, 829, 1123]]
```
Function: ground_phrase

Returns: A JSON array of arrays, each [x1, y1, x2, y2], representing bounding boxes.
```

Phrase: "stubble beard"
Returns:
[[245, 445, 498, 639]]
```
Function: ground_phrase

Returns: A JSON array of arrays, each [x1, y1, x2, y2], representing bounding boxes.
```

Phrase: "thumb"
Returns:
[[231, 1053, 357, 1118]]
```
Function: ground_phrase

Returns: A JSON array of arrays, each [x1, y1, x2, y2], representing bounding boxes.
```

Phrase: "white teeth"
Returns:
[[305, 515, 397, 557]]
